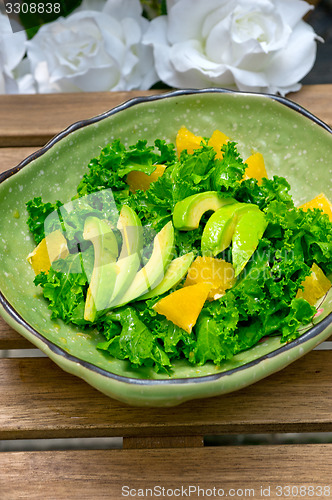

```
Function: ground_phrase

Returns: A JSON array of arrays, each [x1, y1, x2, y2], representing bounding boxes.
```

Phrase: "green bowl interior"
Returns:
[[1, 91, 332, 381]]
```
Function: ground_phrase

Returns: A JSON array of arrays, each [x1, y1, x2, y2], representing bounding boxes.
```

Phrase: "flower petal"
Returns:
[[265, 22, 318, 87], [167, 0, 226, 44], [103, 0, 142, 19], [275, 0, 312, 29]]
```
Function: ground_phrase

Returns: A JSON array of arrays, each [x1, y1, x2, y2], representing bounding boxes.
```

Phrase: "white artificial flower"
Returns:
[[26, 0, 158, 93], [13, 59, 37, 94], [144, 0, 321, 95], [0, 13, 28, 94]]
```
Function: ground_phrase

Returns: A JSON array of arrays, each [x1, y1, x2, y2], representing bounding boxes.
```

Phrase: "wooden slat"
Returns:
[[0, 351, 331, 440], [0, 91, 162, 147], [0, 445, 331, 500], [0, 86, 330, 148]]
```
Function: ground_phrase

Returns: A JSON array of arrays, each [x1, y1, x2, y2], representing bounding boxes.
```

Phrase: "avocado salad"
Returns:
[[26, 128, 332, 374]]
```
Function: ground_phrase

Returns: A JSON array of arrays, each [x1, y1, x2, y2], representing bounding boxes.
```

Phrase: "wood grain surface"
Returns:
[[0, 445, 331, 500], [0, 321, 34, 350], [0, 351, 331, 440]]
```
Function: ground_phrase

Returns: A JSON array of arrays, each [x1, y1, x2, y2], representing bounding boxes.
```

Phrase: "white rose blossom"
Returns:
[[26, 0, 158, 93], [144, 0, 322, 95], [0, 13, 31, 94]]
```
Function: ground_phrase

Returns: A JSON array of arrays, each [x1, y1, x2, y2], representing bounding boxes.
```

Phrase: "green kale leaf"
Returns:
[[26, 197, 63, 245], [76, 139, 176, 202], [34, 251, 93, 326], [210, 141, 247, 194], [97, 307, 172, 373]]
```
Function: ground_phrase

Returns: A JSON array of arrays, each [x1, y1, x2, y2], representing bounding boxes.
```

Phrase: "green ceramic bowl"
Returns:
[[0, 89, 331, 407]]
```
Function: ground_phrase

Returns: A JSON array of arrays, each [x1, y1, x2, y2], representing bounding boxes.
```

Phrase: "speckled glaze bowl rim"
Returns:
[[1, 87, 331, 387]]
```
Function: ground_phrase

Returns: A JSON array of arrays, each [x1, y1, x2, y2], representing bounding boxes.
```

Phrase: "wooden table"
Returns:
[[0, 86, 331, 500]]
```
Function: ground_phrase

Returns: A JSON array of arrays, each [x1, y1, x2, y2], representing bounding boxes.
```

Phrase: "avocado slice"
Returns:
[[107, 206, 143, 307], [138, 251, 195, 300], [108, 253, 141, 307], [173, 191, 236, 230], [117, 205, 143, 259], [83, 216, 118, 322], [232, 209, 267, 276], [201, 203, 261, 257], [114, 221, 175, 307]]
